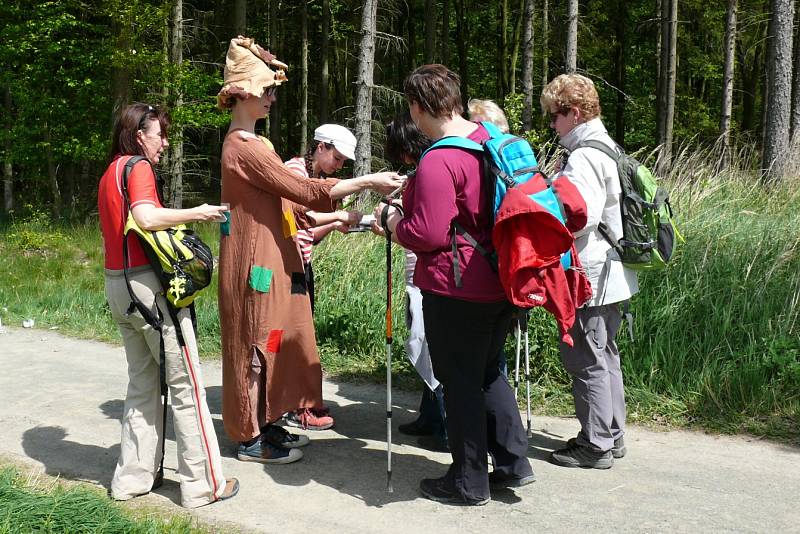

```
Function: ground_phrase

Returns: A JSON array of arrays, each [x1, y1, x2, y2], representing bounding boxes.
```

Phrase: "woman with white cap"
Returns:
[[285, 123, 363, 315], [216, 36, 401, 464], [284, 122, 400, 430]]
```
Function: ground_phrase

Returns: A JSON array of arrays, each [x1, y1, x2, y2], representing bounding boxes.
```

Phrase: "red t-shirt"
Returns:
[[98, 155, 163, 269]]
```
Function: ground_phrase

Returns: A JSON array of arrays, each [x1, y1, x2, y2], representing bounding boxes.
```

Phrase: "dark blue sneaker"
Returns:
[[237, 439, 303, 464]]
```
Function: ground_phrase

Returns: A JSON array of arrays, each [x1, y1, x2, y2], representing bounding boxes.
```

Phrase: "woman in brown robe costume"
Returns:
[[216, 37, 401, 464]]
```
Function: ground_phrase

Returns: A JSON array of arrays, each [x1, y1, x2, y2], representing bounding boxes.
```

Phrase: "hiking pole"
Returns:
[[380, 202, 394, 493], [514, 312, 522, 400], [522, 310, 532, 437]]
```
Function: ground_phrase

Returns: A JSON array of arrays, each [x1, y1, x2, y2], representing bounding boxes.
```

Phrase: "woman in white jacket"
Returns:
[[540, 74, 638, 469]]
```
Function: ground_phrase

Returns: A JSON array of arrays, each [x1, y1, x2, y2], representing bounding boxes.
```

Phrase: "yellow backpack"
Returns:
[[121, 156, 214, 309]]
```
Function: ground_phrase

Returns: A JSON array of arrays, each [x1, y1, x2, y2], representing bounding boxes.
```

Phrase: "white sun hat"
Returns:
[[313, 124, 357, 160]]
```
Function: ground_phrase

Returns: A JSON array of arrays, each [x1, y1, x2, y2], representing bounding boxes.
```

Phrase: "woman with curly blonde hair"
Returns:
[[540, 73, 638, 470]]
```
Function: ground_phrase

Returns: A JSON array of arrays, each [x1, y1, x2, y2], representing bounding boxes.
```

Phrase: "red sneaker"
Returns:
[[285, 407, 334, 430]]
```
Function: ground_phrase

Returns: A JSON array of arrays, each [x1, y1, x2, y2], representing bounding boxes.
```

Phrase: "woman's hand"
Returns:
[[338, 210, 363, 226], [370, 221, 386, 237], [333, 221, 351, 234], [193, 204, 228, 222], [372, 202, 403, 234], [367, 172, 405, 196]]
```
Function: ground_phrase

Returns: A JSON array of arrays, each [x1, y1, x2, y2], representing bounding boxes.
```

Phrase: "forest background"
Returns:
[[0, 0, 798, 443]]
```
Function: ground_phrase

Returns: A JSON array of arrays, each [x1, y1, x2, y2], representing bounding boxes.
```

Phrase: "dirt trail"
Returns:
[[1, 327, 797, 533]]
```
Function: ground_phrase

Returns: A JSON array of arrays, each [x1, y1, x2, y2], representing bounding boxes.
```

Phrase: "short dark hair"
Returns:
[[108, 103, 170, 162], [403, 64, 463, 118], [385, 111, 432, 165]]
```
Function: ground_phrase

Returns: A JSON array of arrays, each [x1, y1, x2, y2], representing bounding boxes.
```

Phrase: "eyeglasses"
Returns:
[[264, 86, 277, 97], [549, 108, 569, 123]]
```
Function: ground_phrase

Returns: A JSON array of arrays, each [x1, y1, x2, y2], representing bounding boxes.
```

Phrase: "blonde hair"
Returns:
[[467, 99, 509, 133], [540, 74, 601, 121]]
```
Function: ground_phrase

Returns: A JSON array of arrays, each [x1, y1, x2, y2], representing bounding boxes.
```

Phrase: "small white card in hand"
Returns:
[[348, 214, 375, 233]]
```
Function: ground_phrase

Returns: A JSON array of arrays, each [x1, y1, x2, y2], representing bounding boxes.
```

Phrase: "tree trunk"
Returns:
[[565, 0, 578, 73], [169, 0, 184, 208], [441, 0, 451, 66], [110, 16, 131, 125], [232, 0, 246, 36], [269, 1, 281, 150], [354, 0, 379, 177], [762, 0, 795, 184], [3, 86, 12, 214], [498, 0, 510, 100], [720, 0, 737, 171], [614, 0, 627, 146], [425, 0, 436, 63], [541, 0, 549, 88], [791, 8, 800, 139], [300, 1, 308, 154], [655, 0, 665, 145], [44, 124, 61, 219], [521, 0, 535, 130], [741, 33, 763, 133], [456, 0, 470, 107], [509, 0, 525, 94], [320, 0, 330, 123], [657, 0, 677, 170]]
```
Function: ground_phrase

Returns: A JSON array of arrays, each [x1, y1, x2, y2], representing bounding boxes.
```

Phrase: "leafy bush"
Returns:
[[4, 207, 65, 254]]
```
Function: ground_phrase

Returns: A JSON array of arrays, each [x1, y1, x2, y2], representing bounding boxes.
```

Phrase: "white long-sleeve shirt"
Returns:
[[560, 118, 638, 307]]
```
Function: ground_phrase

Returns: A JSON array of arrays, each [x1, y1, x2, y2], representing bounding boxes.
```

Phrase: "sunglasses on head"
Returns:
[[138, 105, 156, 131]]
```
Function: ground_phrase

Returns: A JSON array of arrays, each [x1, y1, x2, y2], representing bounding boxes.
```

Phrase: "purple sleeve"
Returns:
[[395, 152, 458, 252]]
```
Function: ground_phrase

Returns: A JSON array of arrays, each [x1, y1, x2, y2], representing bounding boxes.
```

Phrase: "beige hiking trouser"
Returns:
[[105, 266, 226, 508]]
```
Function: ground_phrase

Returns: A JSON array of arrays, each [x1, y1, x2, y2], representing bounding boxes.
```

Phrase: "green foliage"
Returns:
[[4, 207, 64, 253], [0, 466, 209, 533]]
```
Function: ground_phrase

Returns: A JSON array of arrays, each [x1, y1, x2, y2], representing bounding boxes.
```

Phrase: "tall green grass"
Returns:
[[0, 465, 209, 533], [0, 214, 222, 356], [1, 141, 798, 441]]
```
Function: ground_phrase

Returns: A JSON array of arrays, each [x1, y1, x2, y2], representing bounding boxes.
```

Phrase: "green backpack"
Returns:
[[577, 141, 679, 270], [121, 156, 214, 309]]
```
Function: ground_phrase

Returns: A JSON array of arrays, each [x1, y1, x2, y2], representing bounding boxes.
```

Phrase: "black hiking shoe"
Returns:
[[398, 419, 438, 436], [566, 435, 627, 459], [550, 443, 613, 469], [419, 477, 489, 506], [488, 471, 536, 490], [261, 424, 310, 449]]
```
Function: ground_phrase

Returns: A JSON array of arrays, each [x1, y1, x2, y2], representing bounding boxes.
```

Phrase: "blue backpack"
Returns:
[[420, 121, 572, 286]]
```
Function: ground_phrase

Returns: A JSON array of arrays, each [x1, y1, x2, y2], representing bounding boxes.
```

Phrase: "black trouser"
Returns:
[[422, 292, 533, 501], [304, 261, 315, 314]]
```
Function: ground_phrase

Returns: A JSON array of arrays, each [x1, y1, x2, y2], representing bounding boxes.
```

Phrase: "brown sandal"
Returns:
[[217, 477, 240, 502]]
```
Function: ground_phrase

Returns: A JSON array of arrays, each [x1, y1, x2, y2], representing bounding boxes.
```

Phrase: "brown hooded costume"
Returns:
[[217, 37, 339, 442]]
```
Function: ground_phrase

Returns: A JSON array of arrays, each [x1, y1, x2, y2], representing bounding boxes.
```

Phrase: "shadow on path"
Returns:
[[21, 426, 118, 490]]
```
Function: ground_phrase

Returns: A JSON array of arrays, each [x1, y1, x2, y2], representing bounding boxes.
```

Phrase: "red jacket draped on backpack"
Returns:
[[492, 174, 593, 346]]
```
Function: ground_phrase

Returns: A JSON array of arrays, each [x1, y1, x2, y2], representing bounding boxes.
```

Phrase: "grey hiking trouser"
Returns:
[[559, 303, 625, 452]]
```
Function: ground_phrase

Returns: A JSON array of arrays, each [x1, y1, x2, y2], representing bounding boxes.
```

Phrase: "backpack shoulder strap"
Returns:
[[480, 120, 503, 138], [575, 140, 622, 163], [119, 154, 163, 331], [420, 136, 483, 160], [121, 155, 165, 208], [120, 155, 149, 203]]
